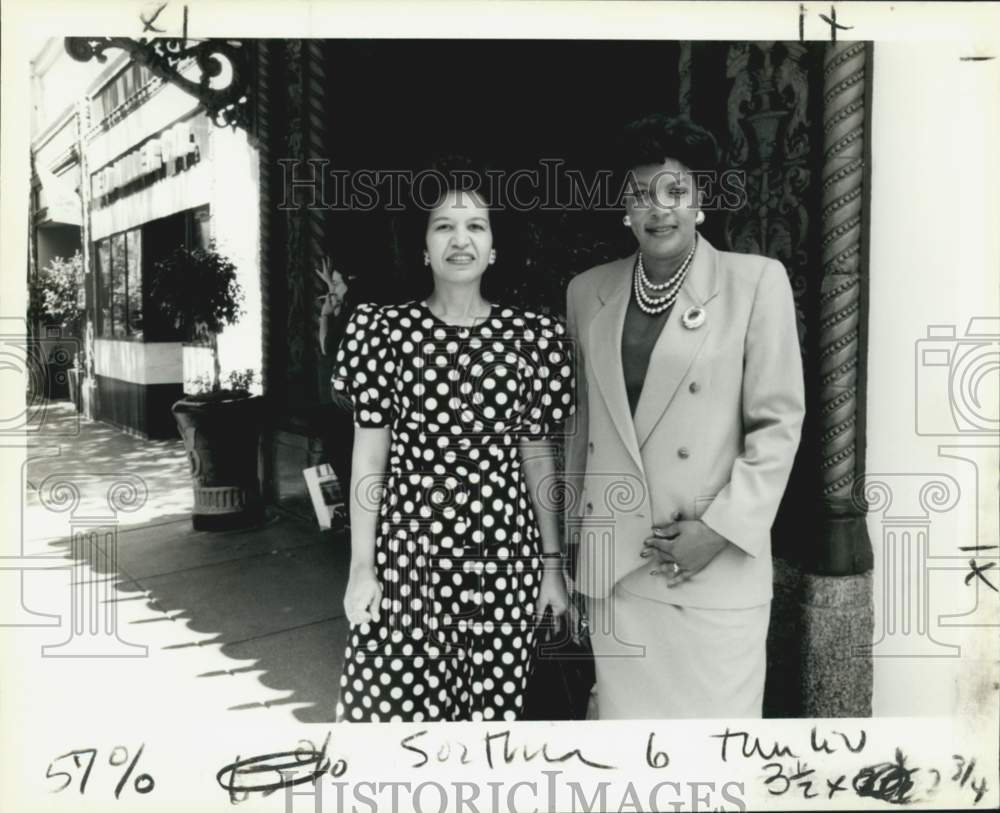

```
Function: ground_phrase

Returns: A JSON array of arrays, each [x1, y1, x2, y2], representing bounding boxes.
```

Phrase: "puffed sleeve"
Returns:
[[522, 313, 575, 437], [331, 303, 395, 428]]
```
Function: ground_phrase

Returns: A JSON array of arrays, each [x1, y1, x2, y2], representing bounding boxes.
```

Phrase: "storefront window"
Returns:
[[110, 233, 127, 338], [97, 240, 111, 336], [126, 230, 143, 338], [95, 227, 142, 339], [94, 207, 208, 341]]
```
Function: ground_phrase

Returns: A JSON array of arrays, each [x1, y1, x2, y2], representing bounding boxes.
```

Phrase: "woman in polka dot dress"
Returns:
[[332, 175, 574, 723]]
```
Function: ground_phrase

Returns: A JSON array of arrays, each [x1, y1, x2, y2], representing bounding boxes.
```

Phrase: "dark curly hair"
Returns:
[[616, 113, 720, 179]]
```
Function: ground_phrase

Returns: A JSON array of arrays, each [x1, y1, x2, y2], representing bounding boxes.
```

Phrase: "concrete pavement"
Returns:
[[14, 401, 349, 723]]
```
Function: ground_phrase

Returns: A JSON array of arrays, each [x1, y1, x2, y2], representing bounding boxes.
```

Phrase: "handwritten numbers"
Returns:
[[953, 754, 976, 784], [953, 755, 989, 804], [46, 748, 96, 794], [799, 4, 854, 42], [645, 733, 669, 769], [46, 746, 153, 798], [970, 777, 988, 804], [762, 762, 790, 796], [762, 761, 820, 799]]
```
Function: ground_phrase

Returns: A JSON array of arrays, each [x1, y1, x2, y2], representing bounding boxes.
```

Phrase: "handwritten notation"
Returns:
[[400, 729, 617, 770], [42, 727, 988, 808], [216, 732, 348, 803], [709, 725, 988, 807], [46, 744, 155, 799]]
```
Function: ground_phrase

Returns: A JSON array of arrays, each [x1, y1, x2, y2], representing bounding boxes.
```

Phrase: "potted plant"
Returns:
[[150, 243, 264, 531], [28, 250, 85, 406]]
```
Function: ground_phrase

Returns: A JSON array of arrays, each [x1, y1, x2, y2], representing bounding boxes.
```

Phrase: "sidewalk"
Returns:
[[15, 401, 348, 723]]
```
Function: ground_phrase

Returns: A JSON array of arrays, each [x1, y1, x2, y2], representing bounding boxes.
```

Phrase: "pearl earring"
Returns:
[[695, 211, 705, 225], [488, 249, 497, 265], [423, 252, 430, 266], [623, 215, 632, 227]]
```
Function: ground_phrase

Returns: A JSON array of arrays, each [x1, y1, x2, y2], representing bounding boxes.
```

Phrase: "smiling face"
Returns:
[[624, 158, 701, 265], [425, 189, 493, 287]]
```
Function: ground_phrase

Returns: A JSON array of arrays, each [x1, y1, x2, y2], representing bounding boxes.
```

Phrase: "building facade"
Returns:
[[30, 40, 262, 439]]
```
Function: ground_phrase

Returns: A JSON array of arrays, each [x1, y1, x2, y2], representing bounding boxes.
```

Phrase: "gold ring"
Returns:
[[671, 562, 681, 576]]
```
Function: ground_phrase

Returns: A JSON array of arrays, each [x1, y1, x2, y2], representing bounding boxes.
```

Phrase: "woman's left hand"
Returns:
[[641, 520, 730, 587], [535, 569, 570, 638]]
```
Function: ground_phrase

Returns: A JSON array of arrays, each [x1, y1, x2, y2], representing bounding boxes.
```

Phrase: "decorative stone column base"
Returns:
[[801, 570, 874, 717]]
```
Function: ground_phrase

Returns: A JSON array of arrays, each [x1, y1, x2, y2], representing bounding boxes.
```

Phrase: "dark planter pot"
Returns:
[[46, 349, 72, 401], [171, 394, 265, 531], [67, 368, 83, 413]]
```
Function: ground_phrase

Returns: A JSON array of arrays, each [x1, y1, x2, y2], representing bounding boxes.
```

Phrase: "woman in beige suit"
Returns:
[[565, 114, 805, 719]]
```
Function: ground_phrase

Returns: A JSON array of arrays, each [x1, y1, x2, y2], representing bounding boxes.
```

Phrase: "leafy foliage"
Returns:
[[148, 242, 244, 343], [29, 250, 84, 335], [184, 368, 259, 403]]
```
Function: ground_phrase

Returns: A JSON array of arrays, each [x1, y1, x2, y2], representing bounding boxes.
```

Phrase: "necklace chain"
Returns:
[[633, 237, 698, 316]]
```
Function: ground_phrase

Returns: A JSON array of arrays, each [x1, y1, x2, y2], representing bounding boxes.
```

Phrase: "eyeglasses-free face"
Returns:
[[425, 189, 494, 285]]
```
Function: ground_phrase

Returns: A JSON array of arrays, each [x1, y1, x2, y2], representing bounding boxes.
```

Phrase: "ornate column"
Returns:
[[304, 41, 331, 466], [802, 40, 875, 717]]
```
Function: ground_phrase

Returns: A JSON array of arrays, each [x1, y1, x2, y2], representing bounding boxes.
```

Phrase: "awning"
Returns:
[[36, 164, 82, 227]]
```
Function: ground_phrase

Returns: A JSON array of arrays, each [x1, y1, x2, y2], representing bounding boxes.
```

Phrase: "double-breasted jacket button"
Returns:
[[585, 501, 594, 514], [677, 447, 690, 459], [689, 381, 701, 393], [588, 442, 595, 453]]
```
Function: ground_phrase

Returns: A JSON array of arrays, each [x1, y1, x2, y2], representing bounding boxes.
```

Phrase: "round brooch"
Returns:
[[681, 306, 706, 330]]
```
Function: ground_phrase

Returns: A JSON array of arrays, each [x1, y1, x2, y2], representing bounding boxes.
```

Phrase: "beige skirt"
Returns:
[[586, 581, 771, 719]]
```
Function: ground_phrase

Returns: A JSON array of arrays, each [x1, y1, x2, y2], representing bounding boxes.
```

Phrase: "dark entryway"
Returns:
[[266, 39, 834, 717]]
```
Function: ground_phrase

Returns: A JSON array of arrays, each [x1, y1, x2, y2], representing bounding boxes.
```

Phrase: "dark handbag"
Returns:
[[522, 606, 595, 721]]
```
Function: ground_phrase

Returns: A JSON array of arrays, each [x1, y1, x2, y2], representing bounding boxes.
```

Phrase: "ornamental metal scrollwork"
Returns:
[[64, 36, 251, 129]]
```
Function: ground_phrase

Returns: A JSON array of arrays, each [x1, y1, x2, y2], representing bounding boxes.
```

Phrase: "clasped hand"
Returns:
[[640, 517, 729, 587]]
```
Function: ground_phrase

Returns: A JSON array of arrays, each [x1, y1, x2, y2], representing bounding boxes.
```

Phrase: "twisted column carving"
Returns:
[[283, 41, 306, 381], [305, 40, 329, 377], [818, 41, 872, 573], [255, 42, 272, 391], [677, 43, 692, 116]]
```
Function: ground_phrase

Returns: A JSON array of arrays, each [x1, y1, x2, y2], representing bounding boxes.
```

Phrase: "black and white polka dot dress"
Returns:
[[331, 301, 574, 722]]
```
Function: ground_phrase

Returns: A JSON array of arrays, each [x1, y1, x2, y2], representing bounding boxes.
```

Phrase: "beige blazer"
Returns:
[[564, 237, 805, 609]]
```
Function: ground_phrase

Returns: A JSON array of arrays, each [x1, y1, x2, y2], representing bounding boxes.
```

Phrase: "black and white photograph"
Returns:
[[2, 2, 998, 811]]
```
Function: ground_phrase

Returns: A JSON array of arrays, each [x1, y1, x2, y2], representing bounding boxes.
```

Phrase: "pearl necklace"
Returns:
[[633, 237, 698, 316]]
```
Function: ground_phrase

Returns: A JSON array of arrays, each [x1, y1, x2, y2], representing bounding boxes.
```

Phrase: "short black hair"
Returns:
[[616, 113, 720, 178]]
